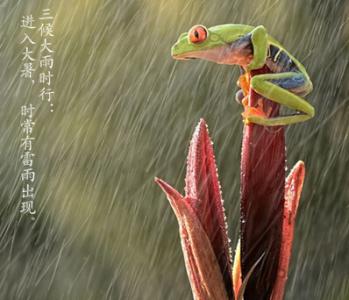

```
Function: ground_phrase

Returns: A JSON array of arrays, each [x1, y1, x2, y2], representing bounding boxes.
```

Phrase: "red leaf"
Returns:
[[155, 178, 229, 300], [155, 119, 233, 299], [185, 119, 233, 299], [271, 161, 305, 300]]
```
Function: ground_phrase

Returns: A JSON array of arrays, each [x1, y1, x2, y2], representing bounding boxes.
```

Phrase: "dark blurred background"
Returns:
[[0, 0, 348, 299]]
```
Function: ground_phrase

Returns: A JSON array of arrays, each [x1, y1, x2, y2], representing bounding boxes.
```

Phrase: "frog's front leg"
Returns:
[[246, 25, 268, 71], [243, 72, 315, 126]]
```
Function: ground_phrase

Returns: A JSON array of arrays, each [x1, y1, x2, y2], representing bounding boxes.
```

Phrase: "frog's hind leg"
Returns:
[[245, 72, 315, 126], [270, 72, 313, 97]]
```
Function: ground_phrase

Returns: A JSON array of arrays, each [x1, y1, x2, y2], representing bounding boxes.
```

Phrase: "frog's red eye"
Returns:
[[189, 25, 208, 44]]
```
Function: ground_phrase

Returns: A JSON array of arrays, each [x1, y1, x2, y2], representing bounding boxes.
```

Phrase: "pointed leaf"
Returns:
[[155, 177, 183, 219], [233, 239, 242, 299], [180, 197, 229, 300], [271, 161, 305, 300], [185, 119, 233, 298], [155, 178, 229, 300]]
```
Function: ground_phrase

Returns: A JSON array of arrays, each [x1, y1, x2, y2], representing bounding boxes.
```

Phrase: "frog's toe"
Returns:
[[235, 89, 244, 104], [242, 106, 267, 122]]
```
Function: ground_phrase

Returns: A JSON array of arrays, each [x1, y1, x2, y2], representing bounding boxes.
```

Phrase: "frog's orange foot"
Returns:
[[257, 98, 273, 118], [242, 106, 267, 118], [242, 96, 249, 107], [242, 100, 268, 124], [237, 72, 251, 96]]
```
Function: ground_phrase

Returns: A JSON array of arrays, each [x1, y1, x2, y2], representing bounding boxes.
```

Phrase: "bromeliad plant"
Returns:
[[156, 120, 234, 299], [155, 118, 305, 300], [156, 24, 313, 300]]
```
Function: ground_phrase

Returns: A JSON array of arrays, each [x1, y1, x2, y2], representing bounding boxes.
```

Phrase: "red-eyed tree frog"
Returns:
[[171, 24, 315, 126]]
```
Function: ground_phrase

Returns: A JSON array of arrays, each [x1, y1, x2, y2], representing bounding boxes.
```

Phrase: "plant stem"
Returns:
[[240, 66, 285, 300]]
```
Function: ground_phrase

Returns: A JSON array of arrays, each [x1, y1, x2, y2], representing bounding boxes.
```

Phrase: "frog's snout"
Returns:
[[171, 42, 196, 60], [171, 43, 182, 59], [171, 44, 178, 57]]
